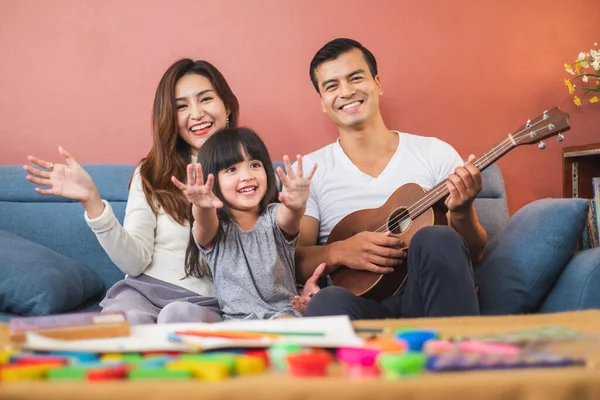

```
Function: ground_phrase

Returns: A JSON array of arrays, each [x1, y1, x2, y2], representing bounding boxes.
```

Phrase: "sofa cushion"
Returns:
[[0, 230, 104, 316], [539, 247, 600, 312], [475, 198, 589, 315]]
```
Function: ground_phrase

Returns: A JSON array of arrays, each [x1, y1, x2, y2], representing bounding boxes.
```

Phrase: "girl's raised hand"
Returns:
[[171, 163, 223, 209], [276, 154, 317, 211], [24, 146, 98, 202]]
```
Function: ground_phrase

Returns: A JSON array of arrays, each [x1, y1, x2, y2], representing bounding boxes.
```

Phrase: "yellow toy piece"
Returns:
[[1, 364, 54, 381], [100, 353, 123, 362], [235, 354, 267, 375], [166, 360, 231, 382], [0, 349, 17, 365]]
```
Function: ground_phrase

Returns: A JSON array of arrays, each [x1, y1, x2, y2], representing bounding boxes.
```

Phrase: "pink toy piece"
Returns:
[[337, 347, 381, 366], [336, 347, 382, 379]]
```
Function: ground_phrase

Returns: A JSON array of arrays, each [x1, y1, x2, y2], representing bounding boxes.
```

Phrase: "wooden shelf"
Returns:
[[563, 143, 600, 199]]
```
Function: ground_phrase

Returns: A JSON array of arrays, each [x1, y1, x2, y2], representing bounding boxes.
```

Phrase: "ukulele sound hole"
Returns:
[[386, 207, 411, 234]]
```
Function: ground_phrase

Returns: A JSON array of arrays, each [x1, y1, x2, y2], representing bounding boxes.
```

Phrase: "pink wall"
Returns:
[[1, 0, 599, 213]]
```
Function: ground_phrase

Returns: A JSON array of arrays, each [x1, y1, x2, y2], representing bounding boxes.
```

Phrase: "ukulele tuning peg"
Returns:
[[557, 134, 564, 142], [538, 141, 547, 150], [526, 119, 532, 129]]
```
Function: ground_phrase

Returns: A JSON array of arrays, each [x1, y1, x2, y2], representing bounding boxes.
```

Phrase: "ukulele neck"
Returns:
[[407, 137, 514, 219]]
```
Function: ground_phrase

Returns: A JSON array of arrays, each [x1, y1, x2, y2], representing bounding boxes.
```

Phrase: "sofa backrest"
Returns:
[[473, 163, 510, 240], [0, 162, 509, 292], [0, 164, 135, 291]]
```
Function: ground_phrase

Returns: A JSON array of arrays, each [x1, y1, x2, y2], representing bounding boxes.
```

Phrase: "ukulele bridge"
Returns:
[[386, 207, 412, 234]]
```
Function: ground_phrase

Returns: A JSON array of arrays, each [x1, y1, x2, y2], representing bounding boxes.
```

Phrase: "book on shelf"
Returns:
[[595, 177, 600, 240], [584, 200, 599, 250], [582, 177, 600, 250]]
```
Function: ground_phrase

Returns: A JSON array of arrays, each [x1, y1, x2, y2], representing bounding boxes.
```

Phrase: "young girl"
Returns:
[[24, 59, 239, 324], [172, 127, 322, 319]]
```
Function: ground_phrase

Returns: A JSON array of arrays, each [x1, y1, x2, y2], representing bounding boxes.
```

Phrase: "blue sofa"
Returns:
[[0, 163, 598, 321]]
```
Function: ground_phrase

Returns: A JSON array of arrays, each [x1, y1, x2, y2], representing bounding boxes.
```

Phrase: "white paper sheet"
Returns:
[[21, 316, 363, 353]]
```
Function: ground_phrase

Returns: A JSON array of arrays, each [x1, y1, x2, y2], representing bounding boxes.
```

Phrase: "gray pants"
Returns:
[[100, 274, 223, 325]]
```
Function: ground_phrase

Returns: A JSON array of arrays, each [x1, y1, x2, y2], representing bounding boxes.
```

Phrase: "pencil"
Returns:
[[174, 330, 325, 339], [174, 331, 277, 340], [167, 333, 204, 351], [354, 327, 391, 334], [253, 330, 325, 337]]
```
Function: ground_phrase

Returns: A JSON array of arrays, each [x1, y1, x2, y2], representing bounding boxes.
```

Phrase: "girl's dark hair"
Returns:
[[138, 58, 239, 279], [184, 127, 279, 278]]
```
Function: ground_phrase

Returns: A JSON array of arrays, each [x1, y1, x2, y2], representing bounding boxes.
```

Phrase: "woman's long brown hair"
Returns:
[[138, 59, 239, 278]]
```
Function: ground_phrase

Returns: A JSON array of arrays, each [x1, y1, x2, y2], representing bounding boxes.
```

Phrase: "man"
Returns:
[[295, 38, 487, 319]]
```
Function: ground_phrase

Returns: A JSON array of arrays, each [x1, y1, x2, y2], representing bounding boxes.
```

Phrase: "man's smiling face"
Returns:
[[314, 48, 383, 130]]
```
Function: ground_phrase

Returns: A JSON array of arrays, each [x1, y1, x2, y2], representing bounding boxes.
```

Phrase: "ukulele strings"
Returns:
[[373, 138, 513, 234], [376, 121, 553, 234]]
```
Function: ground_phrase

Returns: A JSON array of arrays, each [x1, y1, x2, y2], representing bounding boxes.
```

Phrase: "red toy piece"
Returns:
[[86, 365, 129, 381], [286, 350, 332, 377]]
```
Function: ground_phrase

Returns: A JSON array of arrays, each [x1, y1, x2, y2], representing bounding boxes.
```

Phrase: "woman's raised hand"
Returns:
[[24, 146, 99, 203]]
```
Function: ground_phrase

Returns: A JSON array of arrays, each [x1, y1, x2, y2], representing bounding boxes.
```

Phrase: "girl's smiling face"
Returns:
[[217, 147, 268, 215]]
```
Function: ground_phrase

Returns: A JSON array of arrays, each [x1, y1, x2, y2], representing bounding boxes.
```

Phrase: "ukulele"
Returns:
[[327, 106, 571, 301]]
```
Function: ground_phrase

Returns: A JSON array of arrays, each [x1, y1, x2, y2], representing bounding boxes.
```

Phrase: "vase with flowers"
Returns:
[[564, 43, 600, 106]]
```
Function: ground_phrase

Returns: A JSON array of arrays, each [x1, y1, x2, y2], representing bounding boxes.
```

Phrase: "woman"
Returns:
[[24, 59, 239, 324]]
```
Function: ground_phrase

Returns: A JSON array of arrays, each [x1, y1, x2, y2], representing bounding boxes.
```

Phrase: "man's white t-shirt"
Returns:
[[299, 132, 463, 245]]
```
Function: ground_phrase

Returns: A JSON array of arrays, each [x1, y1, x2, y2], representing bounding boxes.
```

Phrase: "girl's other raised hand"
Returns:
[[276, 154, 317, 211], [171, 163, 223, 209]]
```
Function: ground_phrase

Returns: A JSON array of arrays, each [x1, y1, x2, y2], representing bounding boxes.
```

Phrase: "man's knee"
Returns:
[[304, 287, 356, 317], [409, 225, 471, 275], [412, 225, 465, 249]]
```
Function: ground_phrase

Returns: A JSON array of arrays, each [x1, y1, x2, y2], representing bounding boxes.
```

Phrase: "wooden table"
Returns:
[[2, 311, 600, 400]]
